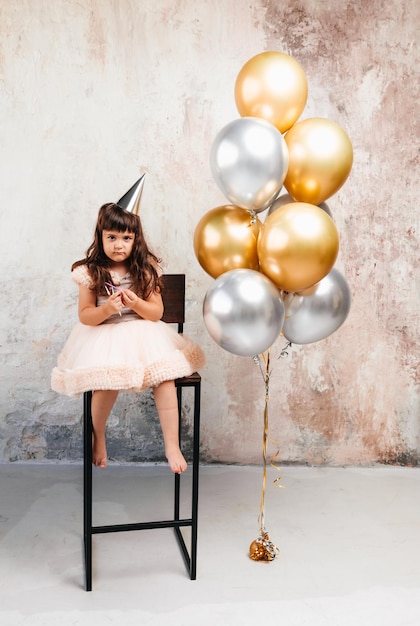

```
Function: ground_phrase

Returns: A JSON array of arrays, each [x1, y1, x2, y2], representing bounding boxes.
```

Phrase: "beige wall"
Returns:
[[0, 0, 418, 465]]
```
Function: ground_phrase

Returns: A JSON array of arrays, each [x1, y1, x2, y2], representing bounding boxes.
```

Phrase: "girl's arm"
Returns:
[[121, 288, 164, 321], [78, 284, 122, 325]]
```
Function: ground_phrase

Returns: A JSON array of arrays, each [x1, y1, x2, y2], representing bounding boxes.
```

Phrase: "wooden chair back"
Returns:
[[161, 274, 186, 332]]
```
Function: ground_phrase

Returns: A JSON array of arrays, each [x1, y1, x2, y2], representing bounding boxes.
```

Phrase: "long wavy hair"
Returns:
[[72, 203, 162, 298]]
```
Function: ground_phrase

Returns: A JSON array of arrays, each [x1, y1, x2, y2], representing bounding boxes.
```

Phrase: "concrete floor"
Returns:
[[0, 463, 419, 625]]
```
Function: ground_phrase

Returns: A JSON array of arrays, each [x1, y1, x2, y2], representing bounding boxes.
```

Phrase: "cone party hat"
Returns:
[[117, 174, 145, 215]]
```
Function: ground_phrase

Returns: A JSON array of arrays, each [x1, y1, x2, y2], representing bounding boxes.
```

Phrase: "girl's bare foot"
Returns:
[[90, 389, 118, 469], [92, 431, 107, 468], [166, 446, 187, 474]]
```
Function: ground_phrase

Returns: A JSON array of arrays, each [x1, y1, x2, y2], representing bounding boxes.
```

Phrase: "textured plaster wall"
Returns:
[[0, 0, 418, 465]]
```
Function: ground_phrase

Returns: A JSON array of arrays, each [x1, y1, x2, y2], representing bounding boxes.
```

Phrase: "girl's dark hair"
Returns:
[[72, 203, 162, 298]]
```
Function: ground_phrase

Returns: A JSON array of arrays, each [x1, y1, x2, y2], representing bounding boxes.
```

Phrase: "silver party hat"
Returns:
[[117, 174, 145, 215]]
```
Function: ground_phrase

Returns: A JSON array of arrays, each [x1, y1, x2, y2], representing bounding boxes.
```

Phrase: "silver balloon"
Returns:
[[210, 117, 289, 213], [282, 268, 351, 344], [203, 269, 285, 356], [268, 193, 333, 219]]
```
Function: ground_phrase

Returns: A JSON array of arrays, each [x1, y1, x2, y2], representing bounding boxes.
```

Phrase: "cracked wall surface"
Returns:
[[0, 0, 418, 465]]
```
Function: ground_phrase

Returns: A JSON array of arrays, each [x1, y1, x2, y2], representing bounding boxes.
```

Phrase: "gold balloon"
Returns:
[[234, 51, 308, 134], [257, 202, 339, 292], [296, 282, 320, 296], [284, 118, 353, 205], [193, 205, 261, 279]]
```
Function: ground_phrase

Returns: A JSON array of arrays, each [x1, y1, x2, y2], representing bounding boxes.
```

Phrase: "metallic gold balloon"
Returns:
[[284, 118, 353, 205], [193, 205, 261, 279], [234, 51, 308, 133], [257, 202, 339, 292], [296, 282, 319, 296]]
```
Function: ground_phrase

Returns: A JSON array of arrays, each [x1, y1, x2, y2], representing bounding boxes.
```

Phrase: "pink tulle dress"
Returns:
[[51, 265, 205, 397]]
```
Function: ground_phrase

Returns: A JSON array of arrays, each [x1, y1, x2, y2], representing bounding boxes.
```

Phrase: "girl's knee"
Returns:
[[154, 379, 175, 392], [153, 379, 176, 402], [92, 389, 119, 410]]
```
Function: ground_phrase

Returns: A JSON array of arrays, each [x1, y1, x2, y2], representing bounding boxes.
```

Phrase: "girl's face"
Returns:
[[102, 229, 135, 265]]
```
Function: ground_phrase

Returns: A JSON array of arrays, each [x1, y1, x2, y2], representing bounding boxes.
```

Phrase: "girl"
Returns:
[[51, 202, 205, 473]]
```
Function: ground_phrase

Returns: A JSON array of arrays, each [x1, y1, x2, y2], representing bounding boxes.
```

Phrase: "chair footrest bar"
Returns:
[[92, 518, 193, 534]]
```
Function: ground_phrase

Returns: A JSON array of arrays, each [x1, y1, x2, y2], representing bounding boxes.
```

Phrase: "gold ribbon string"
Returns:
[[269, 340, 291, 488], [249, 348, 282, 561], [258, 348, 270, 535]]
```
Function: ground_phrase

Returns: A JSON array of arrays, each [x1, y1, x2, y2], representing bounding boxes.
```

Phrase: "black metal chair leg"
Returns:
[[190, 380, 201, 580], [174, 386, 182, 523], [83, 391, 93, 592], [173, 379, 201, 579]]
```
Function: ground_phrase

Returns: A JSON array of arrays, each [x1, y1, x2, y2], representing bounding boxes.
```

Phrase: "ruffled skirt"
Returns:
[[51, 319, 205, 397]]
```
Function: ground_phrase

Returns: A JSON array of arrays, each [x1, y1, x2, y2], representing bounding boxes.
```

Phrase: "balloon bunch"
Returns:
[[194, 51, 353, 561], [194, 51, 352, 352]]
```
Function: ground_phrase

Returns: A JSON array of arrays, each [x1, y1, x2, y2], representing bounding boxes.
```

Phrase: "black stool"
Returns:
[[82, 274, 201, 591]]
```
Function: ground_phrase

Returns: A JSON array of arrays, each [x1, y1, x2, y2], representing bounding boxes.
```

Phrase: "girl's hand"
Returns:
[[105, 291, 123, 316], [121, 288, 140, 310]]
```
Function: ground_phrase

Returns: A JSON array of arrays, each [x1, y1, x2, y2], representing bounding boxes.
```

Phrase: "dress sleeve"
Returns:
[[71, 265, 93, 289]]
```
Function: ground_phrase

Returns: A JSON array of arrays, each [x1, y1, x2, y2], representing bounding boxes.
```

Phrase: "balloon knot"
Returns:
[[249, 210, 257, 224]]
